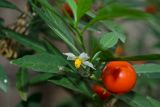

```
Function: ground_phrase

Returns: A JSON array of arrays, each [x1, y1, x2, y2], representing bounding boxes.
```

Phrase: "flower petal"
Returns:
[[83, 61, 96, 70], [63, 53, 76, 60], [79, 52, 89, 61]]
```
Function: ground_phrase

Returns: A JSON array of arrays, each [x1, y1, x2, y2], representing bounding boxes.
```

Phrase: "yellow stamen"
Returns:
[[74, 57, 82, 69]]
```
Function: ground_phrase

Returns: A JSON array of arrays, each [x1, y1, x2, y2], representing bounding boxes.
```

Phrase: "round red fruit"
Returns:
[[92, 84, 110, 100], [102, 61, 136, 94]]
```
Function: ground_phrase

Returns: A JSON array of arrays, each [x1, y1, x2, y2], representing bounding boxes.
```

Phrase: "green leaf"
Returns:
[[141, 73, 160, 79], [103, 21, 126, 43], [97, 4, 149, 19], [0, 65, 8, 92], [16, 68, 29, 101], [88, 35, 100, 56], [65, 0, 77, 21], [30, 73, 53, 85], [99, 32, 118, 50], [146, 96, 160, 107], [83, 3, 150, 32], [117, 91, 160, 107], [11, 53, 67, 73], [76, 0, 92, 23], [30, 0, 79, 54], [49, 76, 92, 97], [0, 0, 20, 11], [2, 28, 46, 52], [134, 64, 160, 74]]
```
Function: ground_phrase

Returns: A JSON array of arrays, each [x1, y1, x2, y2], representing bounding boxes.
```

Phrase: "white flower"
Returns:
[[63, 52, 96, 70]]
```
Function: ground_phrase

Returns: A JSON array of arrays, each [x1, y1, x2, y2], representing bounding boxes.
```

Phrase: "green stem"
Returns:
[[79, 34, 86, 52], [91, 51, 102, 62], [74, 27, 86, 52]]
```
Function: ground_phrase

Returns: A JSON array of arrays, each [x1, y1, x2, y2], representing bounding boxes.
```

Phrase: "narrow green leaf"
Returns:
[[49, 77, 80, 92], [117, 91, 160, 107], [30, 73, 53, 85], [134, 64, 160, 74], [103, 21, 126, 43], [16, 68, 29, 101], [49, 76, 92, 97], [65, 0, 77, 21], [42, 39, 76, 71], [0, 0, 20, 11], [30, 0, 79, 54], [99, 32, 118, 50], [83, 3, 150, 32], [0, 65, 8, 92], [77, 0, 92, 23], [146, 96, 160, 107], [88, 35, 100, 56], [141, 73, 160, 79], [97, 4, 149, 19], [2, 28, 46, 52], [11, 53, 67, 73]]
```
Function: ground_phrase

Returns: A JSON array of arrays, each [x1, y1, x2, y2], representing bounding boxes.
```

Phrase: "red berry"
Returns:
[[102, 61, 137, 94], [115, 45, 124, 56], [92, 84, 110, 100], [145, 5, 157, 13]]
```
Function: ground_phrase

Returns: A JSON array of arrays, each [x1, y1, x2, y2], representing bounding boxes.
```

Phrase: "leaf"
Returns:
[[49, 76, 92, 97], [0, 0, 20, 11], [88, 35, 100, 56], [99, 32, 118, 50], [11, 53, 67, 73], [37, 38, 76, 72], [141, 73, 160, 79], [30, 0, 79, 54], [65, 0, 77, 21], [30, 73, 53, 85], [97, 4, 149, 19], [2, 28, 46, 52], [16, 68, 29, 101], [83, 3, 150, 32], [103, 21, 126, 43], [146, 96, 160, 107], [76, 0, 92, 23], [117, 91, 160, 107], [0, 65, 8, 92], [134, 64, 160, 74]]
